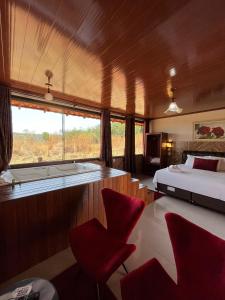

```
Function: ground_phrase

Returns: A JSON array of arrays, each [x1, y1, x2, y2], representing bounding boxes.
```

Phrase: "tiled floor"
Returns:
[[1, 196, 225, 299], [137, 175, 156, 191]]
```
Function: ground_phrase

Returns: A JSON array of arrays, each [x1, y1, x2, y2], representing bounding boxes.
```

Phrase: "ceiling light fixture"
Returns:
[[164, 88, 183, 114], [44, 70, 53, 101]]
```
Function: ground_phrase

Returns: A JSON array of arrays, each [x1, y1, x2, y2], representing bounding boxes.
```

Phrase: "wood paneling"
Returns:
[[112, 155, 143, 173], [1, 0, 225, 117], [0, 166, 150, 283]]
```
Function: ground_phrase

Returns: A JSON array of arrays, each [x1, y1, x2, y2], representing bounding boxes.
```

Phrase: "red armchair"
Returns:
[[121, 213, 225, 300], [69, 188, 145, 299]]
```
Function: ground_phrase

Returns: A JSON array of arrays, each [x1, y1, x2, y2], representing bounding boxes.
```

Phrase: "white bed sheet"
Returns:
[[153, 164, 225, 201]]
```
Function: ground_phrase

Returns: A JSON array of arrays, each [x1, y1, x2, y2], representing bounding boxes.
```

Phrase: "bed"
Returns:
[[153, 151, 225, 214]]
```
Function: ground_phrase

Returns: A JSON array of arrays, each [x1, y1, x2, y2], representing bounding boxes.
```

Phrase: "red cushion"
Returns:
[[121, 258, 179, 300], [193, 157, 218, 172], [69, 218, 136, 282], [166, 213, 225, 298]]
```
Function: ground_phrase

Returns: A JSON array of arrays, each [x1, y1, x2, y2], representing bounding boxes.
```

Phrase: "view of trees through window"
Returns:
[[11, 106, 144, 164], [12, 107, 63, 164], [111, 119, 125, 156], [135, 122, 144, 154], [11, 106, 101, 164], [65, 115, 100, 160]]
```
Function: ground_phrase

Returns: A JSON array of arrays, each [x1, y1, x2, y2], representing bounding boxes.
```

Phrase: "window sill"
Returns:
[[10, 157, 100, 169]]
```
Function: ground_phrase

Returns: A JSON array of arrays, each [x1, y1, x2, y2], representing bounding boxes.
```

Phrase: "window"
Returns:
[[111, 118, 125, 156], [11, 105, 101, 164], [65, 115, 100, 159], [135, 122, 144, 154]]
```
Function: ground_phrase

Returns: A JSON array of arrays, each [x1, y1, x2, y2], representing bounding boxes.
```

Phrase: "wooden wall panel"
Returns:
[[0, 168, 149, 283], [0, 187, 85, 283], [112, 155, 144, 174]]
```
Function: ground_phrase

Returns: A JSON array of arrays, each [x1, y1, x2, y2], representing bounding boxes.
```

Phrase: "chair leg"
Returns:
[[122, 263, 128, 274], [96, 283, 101, 300]]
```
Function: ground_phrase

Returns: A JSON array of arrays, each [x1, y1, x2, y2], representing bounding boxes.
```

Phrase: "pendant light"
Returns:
[[164, 87, 183, 114], [44, 70, 53, 101]]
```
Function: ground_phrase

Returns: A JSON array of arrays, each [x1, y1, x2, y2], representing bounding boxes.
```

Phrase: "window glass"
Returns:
[[11, 106, 63, 164], [11, 103, 143, 165], [111, 119, 125, 156], [11, 105, 101, 164], [135, 122, 144, 154], [65, 115, 100, 159]]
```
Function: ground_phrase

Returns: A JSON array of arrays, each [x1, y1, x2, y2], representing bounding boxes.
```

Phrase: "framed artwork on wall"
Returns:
[[193, 120, 225, 141]]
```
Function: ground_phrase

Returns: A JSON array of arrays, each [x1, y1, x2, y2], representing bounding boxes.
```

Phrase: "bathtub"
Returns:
[[0, 162, 101, 185]]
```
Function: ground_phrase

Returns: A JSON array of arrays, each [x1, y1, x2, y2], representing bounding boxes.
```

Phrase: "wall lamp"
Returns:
[[165, 140, 173, 156]]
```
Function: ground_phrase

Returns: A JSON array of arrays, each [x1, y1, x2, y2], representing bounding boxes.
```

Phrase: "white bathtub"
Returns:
[[0, 162, 101, 185]]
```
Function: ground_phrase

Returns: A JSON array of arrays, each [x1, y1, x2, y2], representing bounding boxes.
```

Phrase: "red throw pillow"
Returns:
[[193, 157, 219, 172]]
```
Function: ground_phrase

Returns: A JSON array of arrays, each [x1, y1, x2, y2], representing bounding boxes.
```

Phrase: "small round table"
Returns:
[[0, 278, 58, 300]]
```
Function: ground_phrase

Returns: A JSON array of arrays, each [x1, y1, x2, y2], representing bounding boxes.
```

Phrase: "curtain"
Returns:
[[144, 118, 150, 156], [100, 109, 112, 167], [124, 115, 135, 173], [144, 118, 150, 134], [0, 85, 13, 172]]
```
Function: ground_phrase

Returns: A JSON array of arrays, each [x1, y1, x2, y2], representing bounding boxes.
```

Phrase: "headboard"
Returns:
[[182, 150, 225, 163]]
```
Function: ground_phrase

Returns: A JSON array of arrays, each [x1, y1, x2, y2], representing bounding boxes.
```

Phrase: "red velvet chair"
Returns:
[[121, 213, 225, 300], [69, 188, 145, 299]]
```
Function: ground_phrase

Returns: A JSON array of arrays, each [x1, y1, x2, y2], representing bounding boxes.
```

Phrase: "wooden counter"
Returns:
[[0, 168, 127, 202], [0, 166, 148, 283]]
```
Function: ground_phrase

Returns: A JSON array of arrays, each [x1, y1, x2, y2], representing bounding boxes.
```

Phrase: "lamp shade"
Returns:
[[44, 92, 53, 101], [166, 142, 173, 148], [164, 101, 183, 114]]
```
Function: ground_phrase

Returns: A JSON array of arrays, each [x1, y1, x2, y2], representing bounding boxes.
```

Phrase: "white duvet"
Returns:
[[153, 164, 225, 201]]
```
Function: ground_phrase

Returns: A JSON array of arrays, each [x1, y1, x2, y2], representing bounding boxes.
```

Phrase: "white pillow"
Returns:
[[219, 158, 225, 172], [184, 155, 194, 168], [219, 157, 225, 172], [208, 156, 225, 172]]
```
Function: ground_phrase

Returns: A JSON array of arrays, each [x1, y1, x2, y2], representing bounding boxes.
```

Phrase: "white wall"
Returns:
[[151, 109, 225, 141]]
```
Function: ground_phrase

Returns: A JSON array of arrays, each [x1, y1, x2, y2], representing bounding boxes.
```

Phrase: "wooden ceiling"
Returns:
[[1, 0, 225, 118]]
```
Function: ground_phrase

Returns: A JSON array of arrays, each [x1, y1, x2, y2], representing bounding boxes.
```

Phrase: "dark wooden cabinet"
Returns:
[[144, 132, 168, 175]]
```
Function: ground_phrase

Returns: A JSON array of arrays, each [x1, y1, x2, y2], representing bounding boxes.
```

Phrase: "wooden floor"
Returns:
[[0, 166, 152, 283]]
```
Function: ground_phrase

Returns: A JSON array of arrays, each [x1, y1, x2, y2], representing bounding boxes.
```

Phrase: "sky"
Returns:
[[12, 106, 100, 134]]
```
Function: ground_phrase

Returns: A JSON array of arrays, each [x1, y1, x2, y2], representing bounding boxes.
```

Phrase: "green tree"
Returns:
[[42, 132, 50, 141]]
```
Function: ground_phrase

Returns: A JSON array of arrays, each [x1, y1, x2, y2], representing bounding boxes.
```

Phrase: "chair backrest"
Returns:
[[165, 213, 225, 293], [101, 188, 145, 243]]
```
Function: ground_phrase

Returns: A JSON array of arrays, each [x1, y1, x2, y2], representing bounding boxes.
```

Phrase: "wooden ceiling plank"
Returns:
[[7, 0, 225, 117], [0, 0, 10, 85]]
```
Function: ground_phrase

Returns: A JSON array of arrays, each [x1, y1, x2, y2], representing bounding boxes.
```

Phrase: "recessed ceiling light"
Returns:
[[169, 68, 176, 77]]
